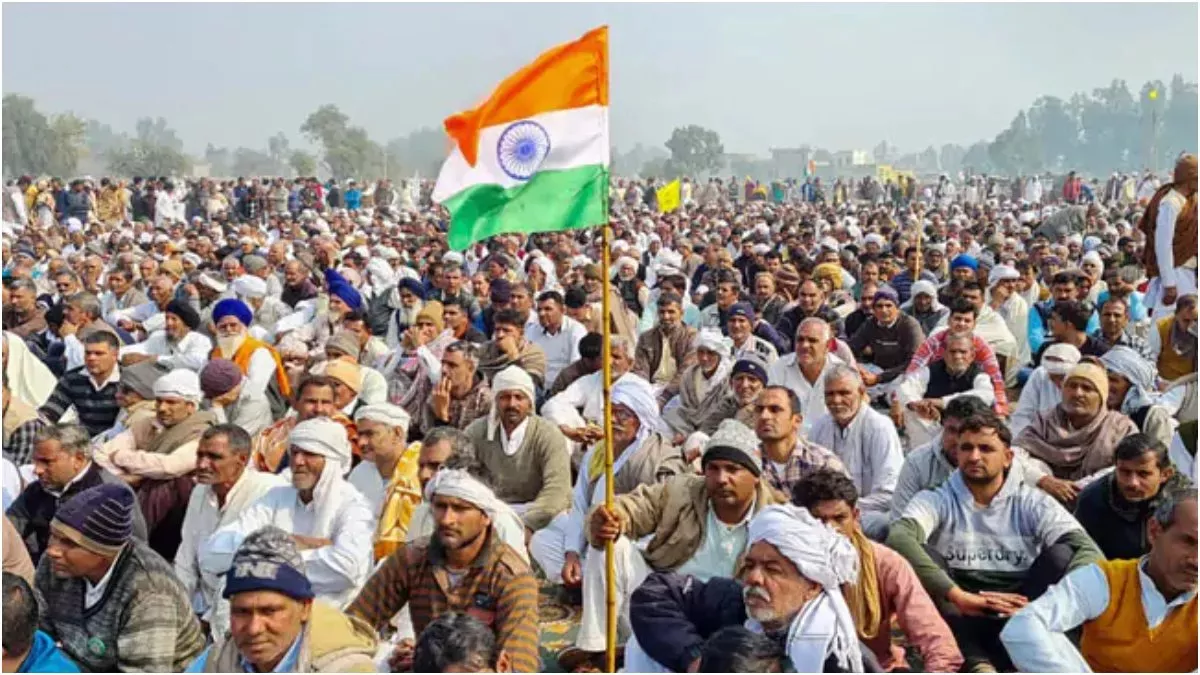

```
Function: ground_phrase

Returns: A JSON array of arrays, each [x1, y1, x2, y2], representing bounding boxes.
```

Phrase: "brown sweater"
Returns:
[[464, 415, 571, 530]]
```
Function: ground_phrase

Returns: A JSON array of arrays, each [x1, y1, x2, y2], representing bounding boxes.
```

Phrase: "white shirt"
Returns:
[[542, 370, 610, 428], [201, 483, 374, 609], [674, 502, 753, 582], [1155, 189, 1188, 288], [809, 405, 903, 514], [85, 552, 121, 609], [525, 315, 587, 387], [175, 469, 286, 627], [347, 461, 388, 517], [1169, 432, 1195, 483], [767, 353, 845, 436], [241, 346, 281, 399], [500, 417, 530, 457], [1000, 558, 1196, 672], [119, 329, 212, 372]]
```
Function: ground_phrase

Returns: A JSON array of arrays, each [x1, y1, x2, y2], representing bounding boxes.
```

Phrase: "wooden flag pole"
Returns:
[[599, 224, 617, 673]]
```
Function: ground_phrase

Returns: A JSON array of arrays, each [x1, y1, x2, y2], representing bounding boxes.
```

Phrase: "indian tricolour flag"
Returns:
[[434, 26, 610, 251]]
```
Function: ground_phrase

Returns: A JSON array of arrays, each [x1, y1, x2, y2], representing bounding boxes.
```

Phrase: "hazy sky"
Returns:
[[4, 3, 1197, 157]]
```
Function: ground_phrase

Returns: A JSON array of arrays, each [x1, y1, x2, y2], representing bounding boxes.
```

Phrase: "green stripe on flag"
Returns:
[[443, 164, 609, 251]]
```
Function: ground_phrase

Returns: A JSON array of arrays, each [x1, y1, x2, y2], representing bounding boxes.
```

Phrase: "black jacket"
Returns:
[[775, 303, 845, 347], [630, 571, 881, 673], [6, 463, 148, 563], [1074, 472, 1181, 560]]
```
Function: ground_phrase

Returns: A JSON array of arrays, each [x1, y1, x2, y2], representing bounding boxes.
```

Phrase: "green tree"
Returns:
[[1164, 75, 1198, 165], [267, 133, 291, 173], [1026, 96, 1079, 171], [289, 150, 318, 177], [104, 116, 191, 177], [300, 104, 382, 179], [2, 94, 84, 178], [989, 111, 1041, 174], [664, 124, 724, 177], [385, 126, 448, 177]]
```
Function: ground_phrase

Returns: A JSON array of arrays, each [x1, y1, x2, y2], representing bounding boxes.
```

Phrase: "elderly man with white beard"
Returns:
[[209, 297, 293, 403], [202, 418, 374, 609], [531, 375, 686, 592], [625, 504, 873, 673], [809, 366, 904, 541], [118, 299, 212, 372], [894, 333, 996, 450], [542, 336, 635, 463]]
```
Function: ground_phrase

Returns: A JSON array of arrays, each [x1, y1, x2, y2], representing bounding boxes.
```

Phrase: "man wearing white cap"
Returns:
[[232, 274, 290, 340], [464, 365, 571, 532], [625, 503, 868, 673], [95, 368, 218, 558], [987, 264, 1030, 373], [204, 418, 374, 609], [347, 403, 421, 562]]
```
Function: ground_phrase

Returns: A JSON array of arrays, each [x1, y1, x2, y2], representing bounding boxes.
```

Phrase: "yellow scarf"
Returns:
[[843, 526, 883, 640], [372, 441, 423, 562]]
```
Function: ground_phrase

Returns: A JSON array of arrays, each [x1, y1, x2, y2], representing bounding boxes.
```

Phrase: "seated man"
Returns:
[[754, 385, 846, 496], [421, 341, 492, 433], [695, 626, 784, 673], [934, 281, 1018, 384], [199, 359, 273, 438], [1015, 362, 1138, 498], [37, 484, 205, 672], [1074, 433, 1185, 560], [633, 292, 698, 406], [413, 613, 513, 673], [347, 403, 421, 562], [902, 280, 948, 337], [251, 375, 354, 474], [8, 423, 148, 563], [809, 367, 903, 540], [175, 424, 286, 639], [1032, 299, 1110, 365], [894, 333, 995, 449], [38, 331, 122, 438], [903, 298, 1009, 415], [118, 299, 211, 372], [792, 470, 964, 672], [567, 421, 777, 670], [1001, 484, 1197, 673], [205, 418, 373, 608], [849, 286, 926, 390], [726, 302, 781, 364], [546, 331, 603, 398], [464, 366, 571, 532], [768, 318, 848, 437], [185, 526, 378, 673], [891, 395, 1054, 519], [345, 465, 540, 673], [476, 309, 547, 389], [542, 336, 634, 461], [210, 298, 292, 403], [1, 572, 80, 673], [94, 369, 216, 560], [662, 330, 736, 438], [1102, 346, 1177, 450], [531, 375, 685, 591], [1148, 293, 1198, 382], [1093, 296, 1153, 360], [524, 290, 587, 389], [1009, 342, 1081, 437], [625, 504, 867, 673], [728, 354, 769, 429], [887, 411, 1104, 672]]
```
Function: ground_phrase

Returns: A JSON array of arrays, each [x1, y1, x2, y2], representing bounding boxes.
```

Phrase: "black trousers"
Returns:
[[924, 542, 1074, 670]]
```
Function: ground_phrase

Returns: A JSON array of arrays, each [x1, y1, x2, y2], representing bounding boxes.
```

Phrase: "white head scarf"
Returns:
[[423, 468, 504, 518], [1100, 346, 1160, 414], [901, 280, 943, 312], [288, 418, 353, 536], [4, 331, 55, 407], [486, 366, 536, 442], [746, 504, 863, 673], [153, 369, 203, 404], [355, 402, 411, 436]]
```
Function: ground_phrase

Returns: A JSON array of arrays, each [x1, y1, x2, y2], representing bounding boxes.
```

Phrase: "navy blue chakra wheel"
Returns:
[[496, 120, 552, 181]]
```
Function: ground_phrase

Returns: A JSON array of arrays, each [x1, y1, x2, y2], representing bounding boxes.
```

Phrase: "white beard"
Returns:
[[217, 334, 246, 357]]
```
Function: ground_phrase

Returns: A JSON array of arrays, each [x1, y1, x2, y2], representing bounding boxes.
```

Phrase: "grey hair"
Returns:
[[8, 279, 36, 294], [33, 423, 92, 459], [67, 291, 102, 319], [610, 335, 632, 354], [1153, 484, 1198, 530], [796, 316, 831, 340], [242, 255, 268, 273], [445, 341, 481, 367], [824, 364, 864, 389], [422, 427, 477, 466]]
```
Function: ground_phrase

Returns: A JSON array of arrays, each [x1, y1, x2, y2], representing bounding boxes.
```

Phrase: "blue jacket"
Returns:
[[345, 189, 362, 210], [1027, 299, 1101, 356], [18, 631, 80, 673]]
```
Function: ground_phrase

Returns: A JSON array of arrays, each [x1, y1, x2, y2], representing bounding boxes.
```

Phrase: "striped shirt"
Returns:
[[345, 529, 540, 672], [38, 366, 121, 437]]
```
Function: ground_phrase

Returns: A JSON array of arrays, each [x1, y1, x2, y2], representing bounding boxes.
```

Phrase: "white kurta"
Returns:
[[174, 469, 288, 631], [119, 329, 213, 372], [200, 483, 375, 609], [767, 354, 846, 437]]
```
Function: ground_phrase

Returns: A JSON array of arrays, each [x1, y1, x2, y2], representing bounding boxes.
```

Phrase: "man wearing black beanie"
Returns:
[[119, 298, 212, 372]]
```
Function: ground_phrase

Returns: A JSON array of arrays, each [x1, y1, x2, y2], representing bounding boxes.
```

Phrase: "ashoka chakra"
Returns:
[[496, 120, 551, 181]]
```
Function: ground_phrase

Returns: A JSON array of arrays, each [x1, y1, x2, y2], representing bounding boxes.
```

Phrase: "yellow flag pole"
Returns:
[[599, 223, 617, 673]]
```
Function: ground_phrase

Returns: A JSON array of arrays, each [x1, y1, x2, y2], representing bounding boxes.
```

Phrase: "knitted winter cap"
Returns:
[[50, 484, 135, 557], [223, 526, 313, 601], [325, 329, 362, 360], [732, 354, 769, 385], [702, 419, 762, 477]]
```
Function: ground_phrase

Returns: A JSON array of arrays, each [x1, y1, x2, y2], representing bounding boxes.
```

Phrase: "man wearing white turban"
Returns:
[[625, 503, 870, 673], [347, 403, 422, 562], [531, 374, 686, 600], [464, 365, 571, 532], [203, 417, 374, 610]]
